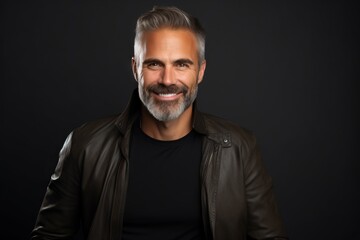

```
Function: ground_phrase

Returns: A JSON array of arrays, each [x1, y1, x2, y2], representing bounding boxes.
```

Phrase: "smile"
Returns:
[[153, 92, 182, 101], [158, 93, 177, 97]]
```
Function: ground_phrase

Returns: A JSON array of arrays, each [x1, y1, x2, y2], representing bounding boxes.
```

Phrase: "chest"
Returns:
[[123, 127, 204, 238]]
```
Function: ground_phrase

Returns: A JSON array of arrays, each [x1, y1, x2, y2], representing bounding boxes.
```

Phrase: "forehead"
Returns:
[[142, 28, 198, 61]]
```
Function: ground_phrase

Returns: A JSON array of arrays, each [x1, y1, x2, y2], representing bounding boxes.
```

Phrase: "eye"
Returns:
[[174, 59, 193, 69], [176, 62, 189, 69], [146, 62, 162, 70]]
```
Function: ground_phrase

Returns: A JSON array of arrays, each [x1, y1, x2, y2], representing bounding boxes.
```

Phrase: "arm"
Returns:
[[31, 132, 81, 239], [244, 134, 288, 240]]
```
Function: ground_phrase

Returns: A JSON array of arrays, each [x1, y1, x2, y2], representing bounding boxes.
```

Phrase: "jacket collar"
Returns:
[[115, 89, 208, 136]]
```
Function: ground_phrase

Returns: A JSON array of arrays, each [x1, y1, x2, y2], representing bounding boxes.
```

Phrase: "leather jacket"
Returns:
[[31, 91, 288, 240]]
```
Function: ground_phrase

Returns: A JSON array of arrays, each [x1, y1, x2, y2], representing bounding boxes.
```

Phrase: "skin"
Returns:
[[132, 28, 206, 140]]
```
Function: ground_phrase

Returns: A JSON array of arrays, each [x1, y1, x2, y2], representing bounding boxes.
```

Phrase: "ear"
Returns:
[[197, 60, 206, 84], [131, 57, 138, 82]]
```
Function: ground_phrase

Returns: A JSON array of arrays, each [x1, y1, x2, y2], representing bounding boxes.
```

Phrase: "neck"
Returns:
[[140, 105, 193, 141]]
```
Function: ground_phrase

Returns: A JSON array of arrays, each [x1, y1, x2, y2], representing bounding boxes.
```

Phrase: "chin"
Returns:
[[148, 104, 186, 122]]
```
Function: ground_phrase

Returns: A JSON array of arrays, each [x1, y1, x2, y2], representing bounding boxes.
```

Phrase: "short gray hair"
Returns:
[[134, 6, 206, 67]]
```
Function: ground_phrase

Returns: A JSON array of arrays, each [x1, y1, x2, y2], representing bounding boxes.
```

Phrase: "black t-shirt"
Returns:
[[122, 120, 205, 240]]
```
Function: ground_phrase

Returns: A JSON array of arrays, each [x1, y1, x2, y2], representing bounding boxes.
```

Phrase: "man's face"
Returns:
[[134, 28, 206, 122]]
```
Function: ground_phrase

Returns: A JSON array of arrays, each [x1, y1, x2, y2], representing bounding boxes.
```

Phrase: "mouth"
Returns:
[[154, 92, 182, 101], [148, 84, 186, 101], [158, 93, 177, 97]]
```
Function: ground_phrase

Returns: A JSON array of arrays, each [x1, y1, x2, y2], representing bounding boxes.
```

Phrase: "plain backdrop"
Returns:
[[1, 1, 359, 239]]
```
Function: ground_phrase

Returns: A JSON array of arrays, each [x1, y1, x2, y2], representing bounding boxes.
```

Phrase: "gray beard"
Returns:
[[139, 84, 198, 122]]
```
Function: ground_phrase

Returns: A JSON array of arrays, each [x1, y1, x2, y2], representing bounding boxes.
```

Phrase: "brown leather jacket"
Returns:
[[31, 91, 288, 240]]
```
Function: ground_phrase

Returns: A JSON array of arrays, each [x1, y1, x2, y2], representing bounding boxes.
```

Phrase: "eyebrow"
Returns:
[[143, 58, 163, 65], [174, 58, 194, 65], [143, 58, 194, 66]]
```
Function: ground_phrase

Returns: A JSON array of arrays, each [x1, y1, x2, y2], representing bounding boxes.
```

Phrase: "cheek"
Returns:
[[176, 72, 198, 87], [142, 70, 160, 85]]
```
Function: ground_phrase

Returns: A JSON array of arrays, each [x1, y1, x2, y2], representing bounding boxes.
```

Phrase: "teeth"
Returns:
[[158, 93, 176, 97]]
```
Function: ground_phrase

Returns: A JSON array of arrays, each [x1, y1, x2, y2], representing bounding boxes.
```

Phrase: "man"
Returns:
[[31, 6, 288, 240]]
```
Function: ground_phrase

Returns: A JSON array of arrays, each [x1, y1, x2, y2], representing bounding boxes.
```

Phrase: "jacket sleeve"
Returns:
[[244, 134, 288, 240], [31, 132, 81, 239]]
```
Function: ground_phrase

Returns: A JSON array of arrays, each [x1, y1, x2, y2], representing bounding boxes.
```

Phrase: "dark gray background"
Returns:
[[1, 0, 359, 239]]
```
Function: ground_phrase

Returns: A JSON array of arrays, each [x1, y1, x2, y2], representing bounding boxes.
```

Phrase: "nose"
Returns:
[[159, 65, 176, 85]]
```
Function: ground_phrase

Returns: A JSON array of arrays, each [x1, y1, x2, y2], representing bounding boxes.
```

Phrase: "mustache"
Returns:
[[148, 84, 188, 95]]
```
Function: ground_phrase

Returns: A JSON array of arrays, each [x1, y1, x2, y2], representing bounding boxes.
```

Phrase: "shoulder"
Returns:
[[70, 114, 121, 149], [202, 113, 257, 149]]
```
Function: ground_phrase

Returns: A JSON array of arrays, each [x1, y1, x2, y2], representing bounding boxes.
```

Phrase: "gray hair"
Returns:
[[134, 6, 206, 67]]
